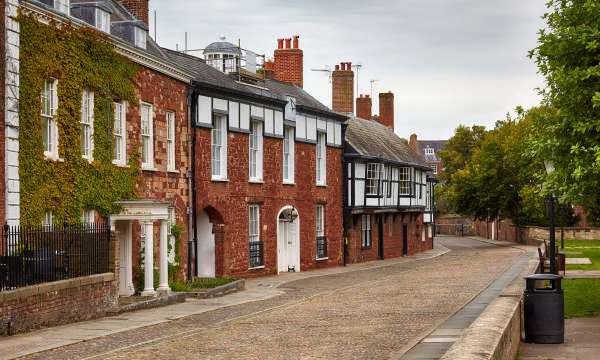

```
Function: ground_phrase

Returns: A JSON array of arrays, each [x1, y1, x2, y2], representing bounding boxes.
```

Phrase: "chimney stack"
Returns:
[[409, 134, 419, 154], [356, 94, 372, 119], [263, 59, 275, 80], [273, 35, 304, 88], [119, 0, 149, 26], [332, 61, 354, 114], [378, 91, 394, 129]]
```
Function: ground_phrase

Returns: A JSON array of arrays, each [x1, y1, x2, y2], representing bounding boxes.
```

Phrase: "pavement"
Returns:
[[519, 317, 600, 360], [0, 236, 528, 360]]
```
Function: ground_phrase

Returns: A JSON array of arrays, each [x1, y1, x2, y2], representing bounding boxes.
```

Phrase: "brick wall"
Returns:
[[345, 212, 433, 264], [332, 62, 353, 114], [195, 128, 344, 277], [356, 94, 372, 120], [273, 36, 303, 88], [127, 67, 190, 281], [0, 231, 119, 335], [377, 92, 394, 129], [118, 0, 149, 26]]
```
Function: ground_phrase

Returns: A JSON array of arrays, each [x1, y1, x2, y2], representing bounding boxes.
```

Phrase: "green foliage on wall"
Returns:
[[19, 14, 140, 225]]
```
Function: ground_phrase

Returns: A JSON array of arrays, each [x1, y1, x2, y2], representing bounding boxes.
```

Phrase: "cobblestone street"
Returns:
[[22, 237, 523, 360]]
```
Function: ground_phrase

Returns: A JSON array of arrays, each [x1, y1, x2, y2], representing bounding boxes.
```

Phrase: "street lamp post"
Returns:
[[544, 160, 557, 274]]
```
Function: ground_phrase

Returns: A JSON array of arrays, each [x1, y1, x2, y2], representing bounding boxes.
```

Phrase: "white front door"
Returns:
[[117, 221, 134, 296], [197, 211, 216, 278], [278, 218, 299, 273]]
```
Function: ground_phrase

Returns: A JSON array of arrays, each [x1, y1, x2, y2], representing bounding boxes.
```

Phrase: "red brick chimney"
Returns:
[[409, 134, 419, 154], [378, 91, 394, 129], [263, 59, 275, 80], [332, 62, 354, 114], [356, 94, 372, 120], [273, 35, 303, 88], [119, 0, 149, 26]]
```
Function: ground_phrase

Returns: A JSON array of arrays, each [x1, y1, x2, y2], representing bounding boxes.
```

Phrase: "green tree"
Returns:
[[438, 125, 486, 182], [529, 0, 600, 225]]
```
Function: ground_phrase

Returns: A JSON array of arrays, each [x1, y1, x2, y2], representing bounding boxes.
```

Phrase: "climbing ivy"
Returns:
[[19, 14, 140, 225]]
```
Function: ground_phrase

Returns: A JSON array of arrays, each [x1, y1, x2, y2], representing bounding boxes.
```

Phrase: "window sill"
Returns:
[[249, 179, 264, 184], [45, 155, 64, 163], [248, 265, 265, 270], [282, 181, 295, 186], [316, 257, 329, 261], [316, 183, 327, 188], [142, 166, 158, 172], [211, 177, 229, 182], [361, 246, 372, 250], [112, 161, 129, 168], [167, 169, 179, 174]]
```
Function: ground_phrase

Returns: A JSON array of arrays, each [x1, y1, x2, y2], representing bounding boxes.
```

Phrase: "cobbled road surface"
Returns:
[[24, 236, 523, 360]]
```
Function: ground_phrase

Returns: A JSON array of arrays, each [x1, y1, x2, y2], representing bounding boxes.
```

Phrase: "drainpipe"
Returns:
[[187, 84, 198, 281], [341, 121, 349, 266]]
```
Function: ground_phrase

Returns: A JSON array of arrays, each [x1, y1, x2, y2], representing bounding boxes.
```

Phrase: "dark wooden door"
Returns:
[[403, 224, 408, 256], [378, 216, 384, 260]]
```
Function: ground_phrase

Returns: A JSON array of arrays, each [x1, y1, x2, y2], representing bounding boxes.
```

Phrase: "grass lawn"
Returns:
[[563, 240, 600, 270], [563, 278, 600, 318], [170, 277, 236, 292]]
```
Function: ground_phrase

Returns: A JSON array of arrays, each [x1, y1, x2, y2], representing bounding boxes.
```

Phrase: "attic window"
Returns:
[[425, 147, 434, 156], [135, 27, 147, 49], [54, 0, 70, 14], [95, 8, 110, 33]]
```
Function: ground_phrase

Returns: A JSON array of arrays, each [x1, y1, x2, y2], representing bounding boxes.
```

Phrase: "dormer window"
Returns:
[[135, 27, 147, 49], [425, 147, 434, 156], [95, 8, 111, 33], [55, 0, 70, 15]]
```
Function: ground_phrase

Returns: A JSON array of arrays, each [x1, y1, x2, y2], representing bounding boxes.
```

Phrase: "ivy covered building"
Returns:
[[10, 0, 195, 297]]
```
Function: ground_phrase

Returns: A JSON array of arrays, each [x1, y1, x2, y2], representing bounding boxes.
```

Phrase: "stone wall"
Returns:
[[195, 128, 344, 277], [128, 66, 190, 281]]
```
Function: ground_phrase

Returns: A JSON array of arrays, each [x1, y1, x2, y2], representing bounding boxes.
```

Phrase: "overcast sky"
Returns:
[[149, 0, 548, 139]]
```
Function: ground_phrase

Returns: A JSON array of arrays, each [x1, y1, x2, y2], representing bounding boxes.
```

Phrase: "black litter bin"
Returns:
[[523, 273, 564, 344]]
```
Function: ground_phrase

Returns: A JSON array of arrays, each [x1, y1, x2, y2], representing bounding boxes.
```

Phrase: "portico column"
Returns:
[[158, 220, 171, 293], [141, 221, 156, 297]]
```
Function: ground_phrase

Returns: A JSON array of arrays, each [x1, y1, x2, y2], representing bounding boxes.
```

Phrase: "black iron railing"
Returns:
[[317, 236, 327, 259], [249, 241, 264, 268], [0, 223, 111, 292]]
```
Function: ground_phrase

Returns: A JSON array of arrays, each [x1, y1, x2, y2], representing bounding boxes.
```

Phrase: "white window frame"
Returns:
[[211, 114, 228, 180], [361, 214, 371, 248], [140, 102, 154, 169], [316, 205, 325, 238], [81, 209, 96, 225], [113, 101, 127, 166], [431, 163, 438, 175], [399, 167, 411, 195], [81, 89, 94, 161], [425, 147, 434, 156], [54, 0, 70, 15], [41, 78, 59, 160], [43, 210, 54, 227], [95, 8, 110, 33], [166, 110, 176, 172], [134, 27, 147, 49], [249, 120, 263, 182], [249, 205, 260, 244], [316, 133, 327, 186], [366, 163, 383, 196], [283, 127, 295, 184]]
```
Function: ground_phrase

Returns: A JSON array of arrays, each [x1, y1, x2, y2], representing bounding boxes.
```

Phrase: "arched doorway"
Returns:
[[277, 206, 300, 273], [197, 206, 224, 278]]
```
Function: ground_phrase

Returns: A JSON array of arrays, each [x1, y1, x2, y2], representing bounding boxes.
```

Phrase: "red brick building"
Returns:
[[409, 134, 447, 178], [17, 0, 194, 297], [167, 36, 346, 278]]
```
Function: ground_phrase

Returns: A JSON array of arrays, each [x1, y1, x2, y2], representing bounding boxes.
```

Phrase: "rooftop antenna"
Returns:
[[153, 10, 157, 41], [184, 32, 188, 54], [370, 79, 379, 98], [311, 65, 332, 83], [352, 63, 363, 96]]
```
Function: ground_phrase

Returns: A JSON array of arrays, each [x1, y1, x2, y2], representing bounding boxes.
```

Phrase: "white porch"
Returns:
[[111, 200, 172, 297]]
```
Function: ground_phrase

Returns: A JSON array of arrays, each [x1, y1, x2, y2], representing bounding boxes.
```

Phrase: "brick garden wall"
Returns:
[[127, 67, 190, 281], [345, 212, 433, 264], [195, 128, 344, 278]]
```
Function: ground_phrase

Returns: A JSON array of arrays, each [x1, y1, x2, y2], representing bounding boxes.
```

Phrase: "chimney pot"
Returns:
[[273, 35, 304, 87], [348, 62, 352, 70], [277, 38, 284, 49], [335, 64, 340, 71], [285, 38, 292, 49], [293, 35, 299, 49]]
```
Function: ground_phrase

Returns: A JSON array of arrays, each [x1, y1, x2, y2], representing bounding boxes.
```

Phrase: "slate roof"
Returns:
[[204, 41, 242, 56], [263, 79, 333, 113], [346, 117, 430, 169], [418, 140, 447, 162]]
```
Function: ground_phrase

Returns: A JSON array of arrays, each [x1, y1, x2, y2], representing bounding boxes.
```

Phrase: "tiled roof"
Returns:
[[418, 140, 447, 162], [263, 79, 331, 113], [346, 117, 430, 169]]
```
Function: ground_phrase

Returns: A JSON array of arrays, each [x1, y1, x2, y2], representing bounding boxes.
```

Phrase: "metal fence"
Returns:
[[0, 223, 111, 292], [317, 236, 327, 259], [249, 241, 264, 268]]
